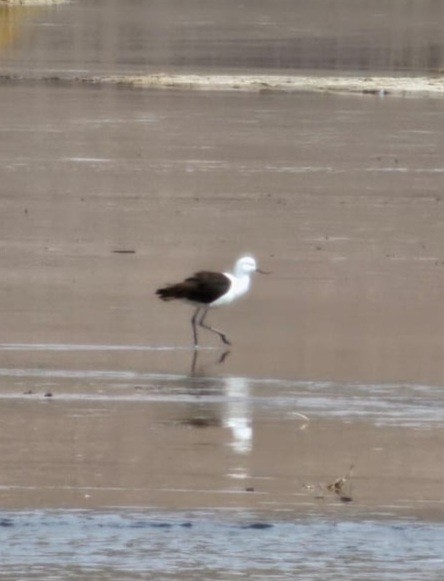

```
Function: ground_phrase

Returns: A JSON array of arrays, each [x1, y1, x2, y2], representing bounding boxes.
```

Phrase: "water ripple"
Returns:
[[0, 510, 443, 580]]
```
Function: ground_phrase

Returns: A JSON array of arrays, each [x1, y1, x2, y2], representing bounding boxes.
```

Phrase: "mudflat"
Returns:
[[1, 82, 443, 521]]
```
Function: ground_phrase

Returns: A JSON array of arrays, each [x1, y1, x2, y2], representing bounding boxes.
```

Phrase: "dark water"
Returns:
[[0, 0, 443, 77], [1, 510, 444, 580]]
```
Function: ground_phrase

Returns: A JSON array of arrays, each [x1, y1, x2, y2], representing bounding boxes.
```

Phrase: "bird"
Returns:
[[156, 256, 267, 348]]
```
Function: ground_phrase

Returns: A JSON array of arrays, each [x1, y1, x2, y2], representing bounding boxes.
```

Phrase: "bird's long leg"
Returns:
[[198, 308, 231, 346], [191, 307, 201, 349], [190, 349, 198, 374]]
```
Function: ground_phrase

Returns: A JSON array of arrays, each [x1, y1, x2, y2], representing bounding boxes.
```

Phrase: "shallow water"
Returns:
[[0, 347, 443, 520], [1, 510, 444, 581], [0, 0, 443, 76], [0, 352, 444, 428]]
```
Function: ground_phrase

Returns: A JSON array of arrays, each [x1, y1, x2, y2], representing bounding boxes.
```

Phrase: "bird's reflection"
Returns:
[[190, 348, 231, 375], [178, 367, 253, 468], [222, 376, 252, 455]]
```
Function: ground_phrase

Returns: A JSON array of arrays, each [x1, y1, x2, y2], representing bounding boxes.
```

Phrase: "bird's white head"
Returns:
[[234, 256, 257, 276]]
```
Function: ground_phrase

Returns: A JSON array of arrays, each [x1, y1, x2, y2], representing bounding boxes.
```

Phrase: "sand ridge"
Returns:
[[98, 72, 444, 97], [1, 72, 443, 98]]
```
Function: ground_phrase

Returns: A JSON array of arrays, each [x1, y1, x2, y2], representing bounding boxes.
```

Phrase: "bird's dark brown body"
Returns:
[[155, 256, 261, 348], [156, 271, 231, 305]]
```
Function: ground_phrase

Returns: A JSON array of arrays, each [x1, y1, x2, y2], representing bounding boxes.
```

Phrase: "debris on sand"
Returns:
[[326, 463, 354, 502], [303, 464, 354, 502]]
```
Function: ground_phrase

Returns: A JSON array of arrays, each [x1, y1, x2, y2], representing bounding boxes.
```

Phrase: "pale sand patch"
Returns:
[[98, 73, 444, 97], [0, 0, 66, 5]]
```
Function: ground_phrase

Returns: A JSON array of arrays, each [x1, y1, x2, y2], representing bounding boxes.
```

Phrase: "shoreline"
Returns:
[[1, 71, 443, 97], [103, 72, 444, 98]]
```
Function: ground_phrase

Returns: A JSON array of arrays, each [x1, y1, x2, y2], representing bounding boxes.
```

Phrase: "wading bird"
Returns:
[[156, 256, 267, 348]]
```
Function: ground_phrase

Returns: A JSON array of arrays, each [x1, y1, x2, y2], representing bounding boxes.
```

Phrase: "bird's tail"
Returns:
[[155, 286, 179, 301]]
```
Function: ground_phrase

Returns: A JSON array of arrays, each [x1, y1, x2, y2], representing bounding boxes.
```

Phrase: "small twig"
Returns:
[[327, 463, 354, 502]]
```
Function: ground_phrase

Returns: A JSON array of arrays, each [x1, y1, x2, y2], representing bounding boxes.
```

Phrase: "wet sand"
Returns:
[[1, 367, 443, 517], [2, 83, 444, 383], [0, 80, 443, 529]]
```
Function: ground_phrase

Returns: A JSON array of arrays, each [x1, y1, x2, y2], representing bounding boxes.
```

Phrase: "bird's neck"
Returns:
[[231, 270, 251, 295], [233, 265, 250, 279]]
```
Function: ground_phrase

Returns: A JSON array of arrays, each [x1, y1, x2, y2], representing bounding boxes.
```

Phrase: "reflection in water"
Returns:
[[187, 352, 253, 456], [179, 361, 253, 478], [223, 376, 252, 456], [184, 354, 254, 458], [190, 348, 230, 375]]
